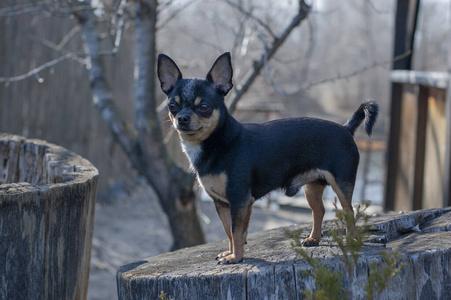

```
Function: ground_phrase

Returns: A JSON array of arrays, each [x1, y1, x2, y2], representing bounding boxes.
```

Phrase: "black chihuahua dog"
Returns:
[[158, 52, 378, 264]]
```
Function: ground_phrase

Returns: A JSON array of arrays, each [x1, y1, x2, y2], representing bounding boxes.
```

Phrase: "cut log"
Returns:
[[117, 207, 451, 300], [0, 133, 98, 300]]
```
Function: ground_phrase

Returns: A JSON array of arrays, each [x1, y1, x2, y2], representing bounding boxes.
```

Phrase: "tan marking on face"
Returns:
[[199, 172, 228, 203], [174, 96, 180, 104], [194, 97, 202, 106], [177, 109, 220, 143]]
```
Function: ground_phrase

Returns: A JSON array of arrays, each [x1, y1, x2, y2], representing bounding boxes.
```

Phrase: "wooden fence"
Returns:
[[384, 70, 451, 211]]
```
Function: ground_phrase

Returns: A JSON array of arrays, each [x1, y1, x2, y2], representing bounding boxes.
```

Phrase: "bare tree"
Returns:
[[225, 0, 311, 113], [81, 0, 315, 250], [72, 0, 205, 250], [0, 0, 312, 249]]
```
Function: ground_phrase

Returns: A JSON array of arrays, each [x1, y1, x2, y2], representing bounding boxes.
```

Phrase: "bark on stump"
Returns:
[[117, 207, 451, 299], [0, 133, 98, 300]]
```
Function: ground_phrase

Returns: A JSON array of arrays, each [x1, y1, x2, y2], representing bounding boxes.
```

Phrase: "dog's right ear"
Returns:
[[158, 54, 183, 95]]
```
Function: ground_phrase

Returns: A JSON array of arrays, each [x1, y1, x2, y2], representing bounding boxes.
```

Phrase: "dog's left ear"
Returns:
[[206, 52, 233, 95], [158, 54, 183, 95]]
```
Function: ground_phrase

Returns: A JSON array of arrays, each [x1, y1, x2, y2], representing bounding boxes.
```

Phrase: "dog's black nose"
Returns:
[[177, 114, 191, 125]]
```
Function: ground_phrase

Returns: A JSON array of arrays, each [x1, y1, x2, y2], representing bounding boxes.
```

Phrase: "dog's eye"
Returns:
[[198, 103, 210, 112], [168, 102, 177, 112]]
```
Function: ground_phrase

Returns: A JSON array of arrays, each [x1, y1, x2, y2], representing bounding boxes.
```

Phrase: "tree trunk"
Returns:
[[134, 0, 205, 249], [75, 0, 205, 250], [74, 0, 309, 250], [163, 180, 206, 251]]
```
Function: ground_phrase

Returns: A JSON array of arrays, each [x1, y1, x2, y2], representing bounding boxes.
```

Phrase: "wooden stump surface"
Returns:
[[118, 207, 451, 300], [0, 133, 99, 300]]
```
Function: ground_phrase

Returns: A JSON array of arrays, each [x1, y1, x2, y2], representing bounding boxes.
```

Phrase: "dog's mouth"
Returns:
[[176, 126, 202, 136]]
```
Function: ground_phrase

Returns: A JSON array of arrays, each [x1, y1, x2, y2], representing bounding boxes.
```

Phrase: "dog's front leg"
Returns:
[[213, 199, 233, 260], [217, 201, 253, 264], [302, 183, 326, 246]]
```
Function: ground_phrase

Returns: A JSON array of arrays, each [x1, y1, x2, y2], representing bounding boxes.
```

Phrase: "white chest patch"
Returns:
[[198, 173, 228, 203], [181, 141, 202, 170]]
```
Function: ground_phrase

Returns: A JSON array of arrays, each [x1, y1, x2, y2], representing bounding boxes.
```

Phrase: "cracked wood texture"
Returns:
[[117, 207, 451, 299], [0, 133, 98, 300]]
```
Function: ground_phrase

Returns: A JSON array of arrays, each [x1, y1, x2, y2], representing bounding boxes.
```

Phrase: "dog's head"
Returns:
[[157, 53, 233, 144]]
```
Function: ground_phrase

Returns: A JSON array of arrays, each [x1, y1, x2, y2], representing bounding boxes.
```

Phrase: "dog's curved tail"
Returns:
[[343, 100, 379, 136]]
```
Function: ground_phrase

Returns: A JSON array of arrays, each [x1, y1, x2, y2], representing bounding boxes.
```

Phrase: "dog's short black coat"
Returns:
[[158, 52, 379, 264]]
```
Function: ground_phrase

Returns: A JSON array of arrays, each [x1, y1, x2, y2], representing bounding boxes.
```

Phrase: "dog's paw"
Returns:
[[301, 237, 320, 247], [217, 254, 243, 265], [215, 250, 232, 260]]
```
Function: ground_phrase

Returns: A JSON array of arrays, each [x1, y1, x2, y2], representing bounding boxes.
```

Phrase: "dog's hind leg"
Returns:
[[302, 183, 326, 247], [213, 199, 233, 260], [327, 174, 357, 237]]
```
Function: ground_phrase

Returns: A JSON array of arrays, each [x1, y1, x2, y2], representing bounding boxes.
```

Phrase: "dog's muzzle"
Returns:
[[177, 113, 191, 126]]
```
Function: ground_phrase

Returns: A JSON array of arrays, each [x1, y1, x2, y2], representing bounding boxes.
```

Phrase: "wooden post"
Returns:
[[423, 87, 447, 208], [385, 82, 403, 211], [412, 86, 429, 210], [390, 72, 449, 209], [444, 92, 451, 206], [0, 133, 98, 300], [444, 4, 451, 207], [384, 0, 420, 211], [444, 82, 451, 207]]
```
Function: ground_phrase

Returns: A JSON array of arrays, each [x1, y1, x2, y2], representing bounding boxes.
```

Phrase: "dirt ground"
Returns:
[[87, 175, 383, 300]]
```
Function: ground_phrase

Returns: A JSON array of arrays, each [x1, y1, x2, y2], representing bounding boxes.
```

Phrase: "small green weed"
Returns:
[[285, 201, 403, 299], [158, 291, 172, 300]]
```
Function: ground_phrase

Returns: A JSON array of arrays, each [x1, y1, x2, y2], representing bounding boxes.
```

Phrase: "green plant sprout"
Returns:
[[285, 200, 404, 300], [158, 290, 172, 300], [365, 251, 404, 300]]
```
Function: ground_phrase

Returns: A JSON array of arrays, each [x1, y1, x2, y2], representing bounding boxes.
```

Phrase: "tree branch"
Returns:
[[29, 29, 85, 64], [73, 1, 172, 201], [157, 0, 198, 29], [227, 0, 311, 113], [0, 2, 95, 17], [263, 50, 412, 97], [0, 48, 120, 84], [365, 0, 390, 14], [75, 0, 204, 249], [221, 0, 277, 39], [0, 11, 124, 85], [0, 53, 79, 84], [111, 0, 128, 54]]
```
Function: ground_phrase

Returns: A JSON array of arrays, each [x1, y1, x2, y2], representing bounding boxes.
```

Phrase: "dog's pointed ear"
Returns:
[[158, 54, 183, 95], [206, 52, 233, 95]]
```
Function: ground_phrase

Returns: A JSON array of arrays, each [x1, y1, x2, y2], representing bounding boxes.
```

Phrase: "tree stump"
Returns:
[[0, 133, 98, 300], [117, 207, 451, 299]]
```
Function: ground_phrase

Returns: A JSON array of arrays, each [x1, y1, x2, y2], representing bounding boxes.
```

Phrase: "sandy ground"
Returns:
[[87, 150, 384, 300]]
